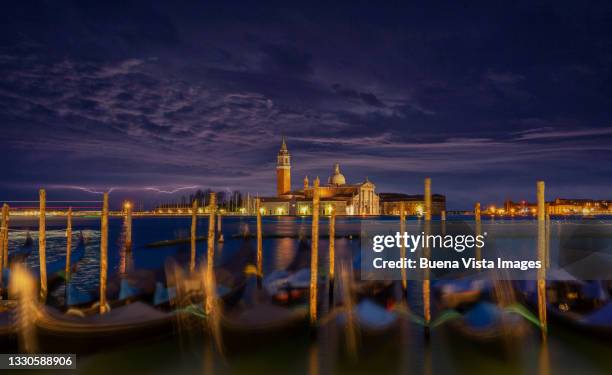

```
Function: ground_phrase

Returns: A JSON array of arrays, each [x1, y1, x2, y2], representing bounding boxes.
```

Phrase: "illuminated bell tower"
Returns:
[[276, 137, 291, 196]]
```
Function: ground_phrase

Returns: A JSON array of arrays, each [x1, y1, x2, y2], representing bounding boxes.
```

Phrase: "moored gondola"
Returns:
[[8, 231, 34, 265], [35, 301, 181, 353]]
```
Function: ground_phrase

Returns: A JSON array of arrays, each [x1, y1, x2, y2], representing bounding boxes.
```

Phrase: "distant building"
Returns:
[[259, 138, 380, 215], [503, 200, 537, 215], [504, 198, 611, 215], [548, 198, 611, 215], [379, 193, 446, 216], [276, 137, 291, 196]]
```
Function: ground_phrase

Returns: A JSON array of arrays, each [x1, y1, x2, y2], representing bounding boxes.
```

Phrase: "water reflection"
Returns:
[[275, 237, 296, 270], [539, 340, 550, 375]]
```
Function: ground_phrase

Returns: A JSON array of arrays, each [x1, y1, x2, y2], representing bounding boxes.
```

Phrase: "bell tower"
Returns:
[[276, 137, 291, 196]]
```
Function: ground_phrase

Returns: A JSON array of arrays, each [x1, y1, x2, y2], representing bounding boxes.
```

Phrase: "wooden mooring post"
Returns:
[[256, 198, 263, 286], [206, 193, 216, 278], [124, 201, 132, 248], [310, 177, 321, 325], [423, 178, 432, 336], [190, 199, 198, 273], [39, 189, 47, 302], [0, 204, 9, 294], [99, 192, 109, 314], [399, 201, 407, 298], [537, 181, 548, 338], [65, 207, 72, 279], [328, 207, 335, 303]]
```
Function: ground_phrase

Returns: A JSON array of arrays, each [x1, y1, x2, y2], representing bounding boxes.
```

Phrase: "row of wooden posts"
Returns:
[[248, 177, 549, 336], [0, 179, 548, 336]]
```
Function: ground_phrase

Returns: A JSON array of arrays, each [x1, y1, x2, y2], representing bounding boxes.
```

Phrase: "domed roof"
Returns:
[[328, 163, 346, 185]]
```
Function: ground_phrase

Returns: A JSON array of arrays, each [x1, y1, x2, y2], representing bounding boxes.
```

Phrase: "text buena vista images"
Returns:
[[370, 232, 542, 271]]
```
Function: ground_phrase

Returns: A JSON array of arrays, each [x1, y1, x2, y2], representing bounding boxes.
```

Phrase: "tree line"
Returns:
[[155, 189, 245, 211]]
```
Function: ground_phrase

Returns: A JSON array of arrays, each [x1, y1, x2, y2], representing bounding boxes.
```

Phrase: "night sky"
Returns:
[[1, 1, 612, 209]]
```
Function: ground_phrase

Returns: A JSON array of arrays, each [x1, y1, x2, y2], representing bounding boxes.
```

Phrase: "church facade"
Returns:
[[259, 138, 380, 216]]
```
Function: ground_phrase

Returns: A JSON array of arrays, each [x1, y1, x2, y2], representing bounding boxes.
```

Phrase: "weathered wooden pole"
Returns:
[[206, 192, 216, 278], [39, 189, 47, 301], [537, 180, 547, 338], [190, 199, 198, 273], [65, 207, 72, 279], [475, 202, 482, 262], [340, 264, 357, 358], [423, 178, 431, 335], [217, 213, 224, 243], [256, 198, 263, 285], [0, 204, 8, 293], [424, 177, 432, 221], [538, 339, 550, 375], [399, 201, 407, 298], [1, 204, 9, 270], [441, 209, 447, 236], [310, 177, 321, 324], [2, 204, 8, 268], [545, 206, 551, 268], [0, 207, 3, 276], [99, 192, 109, 314], [124, 201, 132, 249], [328, 207, 336, 303]]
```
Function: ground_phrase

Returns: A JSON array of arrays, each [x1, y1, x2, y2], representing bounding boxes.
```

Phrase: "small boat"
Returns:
[[176, 239, 256, 308], [336, 299, 399, 335], [575, 300, 612, 336], [213, 239, 256, 307], [144, 236, 205, 249], [35, 301, 179, 353], [47, 239, 87, 289], [524, 280, 611, 338], [294, 296, 404, 360], [2, 236, 87, 292], [8, 231, 34, 265], [264, 237, 314, 304], [65, 281, 95, 307], [62, 276, 145, 311], [351, 251, 394, 300], [433, 278, 494, 309], [153, 282, 177, 307], [448, 301, 530, 342], [23, 231, 34, 248]]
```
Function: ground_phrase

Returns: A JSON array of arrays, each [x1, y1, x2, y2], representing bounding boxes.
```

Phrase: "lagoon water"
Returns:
[[5, 215, 612, 374]]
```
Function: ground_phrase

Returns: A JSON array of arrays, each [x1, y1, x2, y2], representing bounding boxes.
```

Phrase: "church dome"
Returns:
[[328, 163, 346, 185]]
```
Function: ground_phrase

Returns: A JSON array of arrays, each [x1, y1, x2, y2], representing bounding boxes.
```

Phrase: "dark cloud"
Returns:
[[260, 44, 313, 76], [331, 83, 386, 108]]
